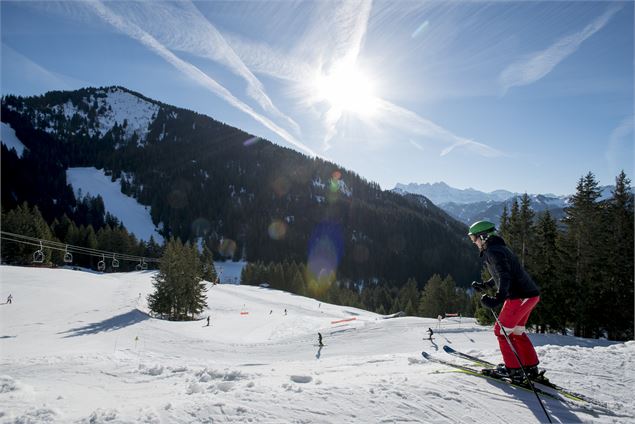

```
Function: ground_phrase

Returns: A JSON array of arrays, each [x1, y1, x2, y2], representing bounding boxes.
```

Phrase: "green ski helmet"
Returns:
[[468, 220, 496, 240]]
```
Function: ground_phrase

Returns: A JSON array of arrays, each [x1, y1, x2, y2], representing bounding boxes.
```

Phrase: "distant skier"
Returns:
[[427, 327, 434, 341], [6, 294, 12, 304], [318, 332, 324, 347], [468, 220, 544, 383], [284, 309, 287, 316], [206, 316, 210, 327]]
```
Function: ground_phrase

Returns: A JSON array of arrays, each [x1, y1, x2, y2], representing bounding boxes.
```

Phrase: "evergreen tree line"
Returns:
[[240, 261, 474, 318], [478, 171, 633, 341], [1, 202, 162, 271]]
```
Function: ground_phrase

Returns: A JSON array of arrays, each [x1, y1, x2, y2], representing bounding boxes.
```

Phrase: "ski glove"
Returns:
[[480, 294, 502, 309], [471, 280, 495, 293]]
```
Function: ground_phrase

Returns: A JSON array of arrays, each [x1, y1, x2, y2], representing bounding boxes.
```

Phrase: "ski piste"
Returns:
[[441, 345, 609, 409], [421, 351, 618, 416]]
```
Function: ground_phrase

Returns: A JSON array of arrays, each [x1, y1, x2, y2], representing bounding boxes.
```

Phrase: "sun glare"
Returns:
[[313, 61, 378, 117]]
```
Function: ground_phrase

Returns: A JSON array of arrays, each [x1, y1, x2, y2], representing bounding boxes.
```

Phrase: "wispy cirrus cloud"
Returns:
[[606, 115, 634, 172], [84, 0, 316, 157], [104, 1, 300, 134], [499, 5, 622, 94], [1, 43, 88, 94], [374, 99, 504, 158]]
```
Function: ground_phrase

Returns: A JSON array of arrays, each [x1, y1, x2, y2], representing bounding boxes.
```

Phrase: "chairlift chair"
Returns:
[[97, 255, 106, 272], [141, 258, 148, 270], [112, 255, 119, 269], [136, 260, 143, 271], [32, 241, 44, 264], [63, 245, 73, 263]]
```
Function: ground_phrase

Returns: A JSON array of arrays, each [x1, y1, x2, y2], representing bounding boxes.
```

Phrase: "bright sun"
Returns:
[[313, 61, 378, 117]]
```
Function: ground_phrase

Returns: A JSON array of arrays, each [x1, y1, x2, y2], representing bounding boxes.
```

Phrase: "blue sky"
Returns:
[[2, 1, 633, 196]]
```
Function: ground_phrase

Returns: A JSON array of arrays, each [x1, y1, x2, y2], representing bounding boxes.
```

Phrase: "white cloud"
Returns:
[[499, 5, 622, 94]]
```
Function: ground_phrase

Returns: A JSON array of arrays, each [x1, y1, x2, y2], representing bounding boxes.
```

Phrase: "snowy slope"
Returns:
[[0, 265, 633, 423], [1, 122, 27, 158], [66, 167, 163, 243]]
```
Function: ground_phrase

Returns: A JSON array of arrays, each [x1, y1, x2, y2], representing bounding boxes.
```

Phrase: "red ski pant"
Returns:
[[494, 296, 540, 369]]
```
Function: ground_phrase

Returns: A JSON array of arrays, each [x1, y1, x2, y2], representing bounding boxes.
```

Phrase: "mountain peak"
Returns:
[[394, 181, 516, 205]]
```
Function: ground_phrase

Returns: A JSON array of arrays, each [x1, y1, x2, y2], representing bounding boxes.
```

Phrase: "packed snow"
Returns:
[[0, 265, 632, 423], [66, 167, 163, 243], [1, 122, 27, 158]]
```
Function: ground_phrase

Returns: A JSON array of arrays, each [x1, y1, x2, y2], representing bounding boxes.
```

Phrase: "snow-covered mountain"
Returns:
[[395, 181, 626, 226], [393, 182, 565, 206], [395, 182, 568, 225], [1, 265, 633, 423], [4, 86, 161, 146], [394, 182, 523, 205]]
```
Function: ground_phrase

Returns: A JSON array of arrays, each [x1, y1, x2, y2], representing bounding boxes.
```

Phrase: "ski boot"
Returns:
[[526, 365, 550, 385], [481, 363, 510, 379], [506, 367, 528, 384]]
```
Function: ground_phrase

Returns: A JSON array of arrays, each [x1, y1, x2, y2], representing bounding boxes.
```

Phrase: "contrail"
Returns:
[[500, 5, 622, 94], [85, 0, 316, 157]]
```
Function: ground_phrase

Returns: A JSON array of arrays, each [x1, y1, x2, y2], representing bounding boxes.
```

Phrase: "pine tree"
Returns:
[[561, 172, 603, 337], [604, 171, 634, 340], [148, 238, 207, 320], [398, 278, 420, 316], [518, 193, 535, 267], [418, 274, 444, 318], [200, 243, 217, 282], [1, 202, 54, 264], [531, 210, 564, 333]]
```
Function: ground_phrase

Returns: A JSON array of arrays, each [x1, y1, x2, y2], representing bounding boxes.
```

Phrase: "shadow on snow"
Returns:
[[59, 309, 150, 338]]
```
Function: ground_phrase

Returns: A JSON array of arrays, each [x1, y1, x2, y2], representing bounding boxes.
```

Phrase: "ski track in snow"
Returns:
[[0, 265, 633, 423]]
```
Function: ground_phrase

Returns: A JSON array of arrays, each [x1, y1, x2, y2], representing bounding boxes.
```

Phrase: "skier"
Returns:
[[318, 332, 324, 347], [427, 327, 434, 341], [468, 220, 544, 384], [6, 294, 12, 304], [284, 309, 287, 316], [206, 316, 210, 327]]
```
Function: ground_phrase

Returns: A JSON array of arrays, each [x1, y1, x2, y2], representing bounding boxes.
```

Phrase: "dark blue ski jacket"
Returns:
[[481, 235, 540, 305]]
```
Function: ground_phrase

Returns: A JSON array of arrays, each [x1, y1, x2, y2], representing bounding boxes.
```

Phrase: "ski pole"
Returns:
[[491, 309, 553, 424]]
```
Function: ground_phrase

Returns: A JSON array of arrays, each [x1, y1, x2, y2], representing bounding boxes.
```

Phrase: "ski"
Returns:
[[421, 351, 562, 401], [422, 351, 620, 416], [441, 345, 610, 409]]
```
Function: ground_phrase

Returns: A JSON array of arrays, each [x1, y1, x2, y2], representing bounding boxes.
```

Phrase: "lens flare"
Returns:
[[272, 176, 291, 197], [268, 220, 288, 240], [306, 222, 343, 294], [243, 136, 260, 146], [219, 238, 237, 258]]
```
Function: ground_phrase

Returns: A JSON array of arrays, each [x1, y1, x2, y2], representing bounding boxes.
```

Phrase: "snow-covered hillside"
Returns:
[[66, 167, 163, 243], [1, 122, 27, 158], [5, 87, 160, 145], [0, 265, 633, 423]]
